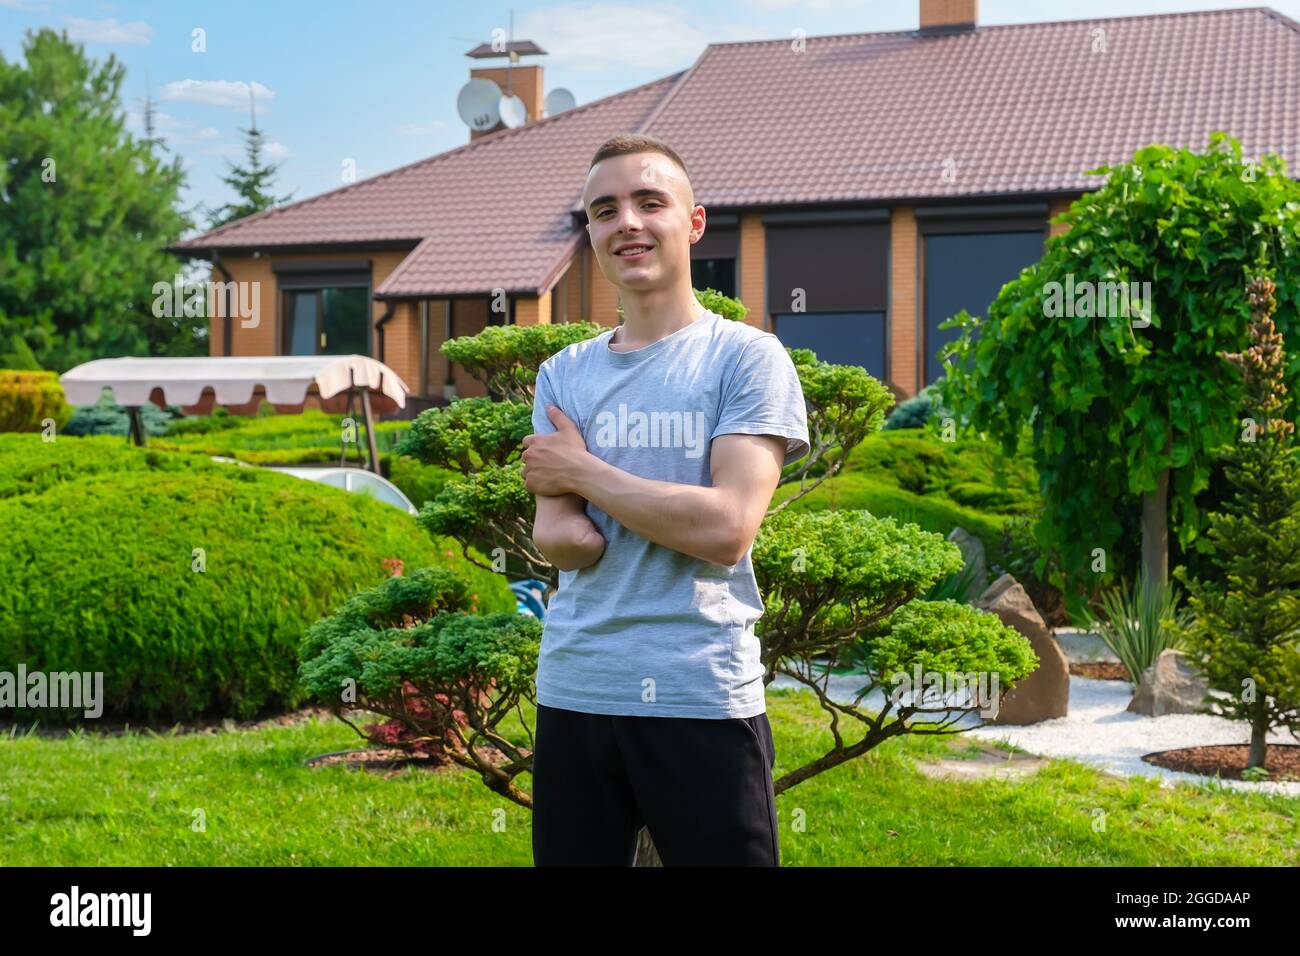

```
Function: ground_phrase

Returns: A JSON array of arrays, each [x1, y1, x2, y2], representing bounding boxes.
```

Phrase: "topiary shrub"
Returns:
[[0, 434, 513, 723], [298, 566, 542, 802], [0, 369, 72, 432]]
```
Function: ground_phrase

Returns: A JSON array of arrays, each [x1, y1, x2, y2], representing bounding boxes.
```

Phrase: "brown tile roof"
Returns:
[[175, 7, 1300, 298], [172, 72, 684, 295]]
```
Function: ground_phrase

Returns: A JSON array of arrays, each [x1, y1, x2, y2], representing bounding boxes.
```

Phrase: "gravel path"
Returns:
[[768, 670, 1300, 797]]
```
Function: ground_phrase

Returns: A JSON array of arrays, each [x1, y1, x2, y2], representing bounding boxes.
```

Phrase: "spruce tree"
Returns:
[[207, 91, 293, 228], [1169, 276, 1300, 772]]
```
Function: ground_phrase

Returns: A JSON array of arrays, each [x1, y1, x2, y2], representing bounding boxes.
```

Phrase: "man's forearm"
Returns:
[[570, 458, 744, 566], [533, 505, 607, 571]]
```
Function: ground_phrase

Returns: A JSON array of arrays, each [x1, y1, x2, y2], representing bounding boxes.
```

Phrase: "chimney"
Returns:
[[920, 0, 977, 34], [464, 40, 547, 142]]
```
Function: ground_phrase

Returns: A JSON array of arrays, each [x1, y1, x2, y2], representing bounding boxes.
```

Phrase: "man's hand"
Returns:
[[521, 404, 597, 496]]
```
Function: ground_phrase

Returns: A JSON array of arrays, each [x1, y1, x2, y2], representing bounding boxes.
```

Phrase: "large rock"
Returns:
[[1126, 649, 1210, 716], [974, 573, 1069, 724], [947, 526, 989, 598]]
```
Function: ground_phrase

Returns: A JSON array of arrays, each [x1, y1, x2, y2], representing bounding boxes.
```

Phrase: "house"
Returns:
[[169, 0, 1300, 416]]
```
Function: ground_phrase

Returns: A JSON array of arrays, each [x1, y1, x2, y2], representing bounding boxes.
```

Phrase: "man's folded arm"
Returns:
[[531, 491, 606, 571], [570, 432, 786, 566]]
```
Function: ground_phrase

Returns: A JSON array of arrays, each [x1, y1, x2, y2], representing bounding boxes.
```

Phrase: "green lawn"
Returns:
[[2, 689, 1294, 866]]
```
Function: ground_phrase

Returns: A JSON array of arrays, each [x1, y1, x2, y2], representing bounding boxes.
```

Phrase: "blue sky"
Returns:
[[2, 0, 1296, 235]]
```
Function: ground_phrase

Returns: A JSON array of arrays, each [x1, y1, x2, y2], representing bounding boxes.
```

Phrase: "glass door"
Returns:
[[285, 290, 320, 355]]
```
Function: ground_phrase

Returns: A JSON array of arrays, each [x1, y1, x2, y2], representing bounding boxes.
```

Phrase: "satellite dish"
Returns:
[[499, 93, 528, 128], [456, 78, 502, 131], [544, 87, 576, 117]]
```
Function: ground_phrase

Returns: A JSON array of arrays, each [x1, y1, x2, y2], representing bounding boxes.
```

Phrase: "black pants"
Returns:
[[531, 703, 779, 866]]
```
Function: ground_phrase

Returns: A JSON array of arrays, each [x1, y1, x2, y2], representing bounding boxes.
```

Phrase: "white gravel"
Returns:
[[768, 671, 1300, 797]]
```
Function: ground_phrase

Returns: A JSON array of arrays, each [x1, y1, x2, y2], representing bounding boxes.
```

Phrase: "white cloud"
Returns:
[[62, 16, 153, 45], [202, 139, 289, 160], [200, 143, 245, 158], [160, 79, 276, 112], [124, 110, 221, 145], [396, 121, 448, 136], [516, 4, 711, 71]]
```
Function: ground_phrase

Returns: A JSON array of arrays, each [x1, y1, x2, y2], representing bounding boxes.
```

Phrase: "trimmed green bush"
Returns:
[[298, 566, 542, 803], [0, 434, 514, 723], [0, 369, 71, 432]]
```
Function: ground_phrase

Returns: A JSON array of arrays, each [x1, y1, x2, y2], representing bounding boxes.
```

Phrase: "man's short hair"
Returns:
[[588, 134, 693, 197]]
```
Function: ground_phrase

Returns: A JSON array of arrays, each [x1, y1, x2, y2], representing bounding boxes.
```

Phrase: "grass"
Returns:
[[2, 690, 1294, 866]]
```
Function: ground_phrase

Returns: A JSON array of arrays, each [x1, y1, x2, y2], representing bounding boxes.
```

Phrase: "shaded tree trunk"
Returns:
[[1248, 700, 1269, 770], [1141, 425, 1173, 588]]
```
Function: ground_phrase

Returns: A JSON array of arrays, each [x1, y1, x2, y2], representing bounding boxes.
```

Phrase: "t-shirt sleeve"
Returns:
[[710, 334, 811, 467], [532, 361, 561, 436]]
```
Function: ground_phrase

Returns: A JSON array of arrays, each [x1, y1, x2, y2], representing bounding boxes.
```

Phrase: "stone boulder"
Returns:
[[1126, 649, 1210, 717], [947, 526, 989, 598], [974, 573, 1069, 724]]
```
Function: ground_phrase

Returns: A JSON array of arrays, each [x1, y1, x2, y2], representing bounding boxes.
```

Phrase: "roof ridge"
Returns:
[[695, 5, 1278, 51], [636, 44, 715, 136], [372, 236, 434, 297], [182, 70, 686, 249], [1258, 6, 1300, 35]]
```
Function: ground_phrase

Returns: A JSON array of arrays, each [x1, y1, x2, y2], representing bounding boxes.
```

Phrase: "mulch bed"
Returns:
[[1142, 743, 1300, 782], [1069, 661, 1130, 681], [305, 739, 519, 776], [2, 705, 338, 739], [305, 747, 453, 775]]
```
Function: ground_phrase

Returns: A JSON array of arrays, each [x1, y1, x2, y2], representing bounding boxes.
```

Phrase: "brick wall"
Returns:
[[1049, 195, 1075, 237], [738, 213, 767, 330], [515, 291, 551, 326], [889, 207, 919, 399]]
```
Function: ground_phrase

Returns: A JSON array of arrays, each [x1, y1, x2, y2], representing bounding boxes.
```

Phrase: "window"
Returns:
[[691, 258, 736, 299], [275, 262, 372, 356], [283, 287, 371, 355], [774, 311, 886, 380], [922, 230, 1044, 387]]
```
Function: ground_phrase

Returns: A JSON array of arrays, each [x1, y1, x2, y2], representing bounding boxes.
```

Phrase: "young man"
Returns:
[[520, 134, 810, 866]]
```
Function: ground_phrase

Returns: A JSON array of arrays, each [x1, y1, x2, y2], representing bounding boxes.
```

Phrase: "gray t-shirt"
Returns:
[[530, 309, 811, 719]]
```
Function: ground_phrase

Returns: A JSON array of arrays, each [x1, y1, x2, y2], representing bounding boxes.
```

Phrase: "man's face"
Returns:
[[582, 151, 704, 292]]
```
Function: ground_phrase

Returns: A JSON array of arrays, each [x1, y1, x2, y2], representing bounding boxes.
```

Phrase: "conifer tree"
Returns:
[[1170, 275, 1300, 772], [207, 90, 293, 228]]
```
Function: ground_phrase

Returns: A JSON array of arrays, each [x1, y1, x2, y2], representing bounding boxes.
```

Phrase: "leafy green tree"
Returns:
[[1167, 276, 1300, 772], [0, 29, 196, 370], [206, 96, 294, 228], [302, 290, 1039, 865], [935, 134, 1300, 601]]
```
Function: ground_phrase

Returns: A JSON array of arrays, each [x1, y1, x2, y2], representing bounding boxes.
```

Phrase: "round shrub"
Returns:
[[0, 369, 72, 432], [0, 434, 514, 723]]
